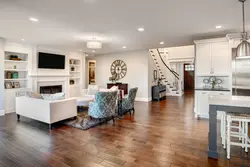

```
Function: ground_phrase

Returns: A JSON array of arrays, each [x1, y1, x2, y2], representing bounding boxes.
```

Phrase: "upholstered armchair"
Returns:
[[121, 87, 138, 115], [88, 91, 118, 123]]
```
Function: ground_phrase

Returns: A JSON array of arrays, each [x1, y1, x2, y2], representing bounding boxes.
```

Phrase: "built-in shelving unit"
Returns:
[[4, 51, 29, 90], [69, 58, 81, 86]]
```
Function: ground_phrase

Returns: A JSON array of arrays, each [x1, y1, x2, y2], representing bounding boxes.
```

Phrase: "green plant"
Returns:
[[109, 76, 116, 82]]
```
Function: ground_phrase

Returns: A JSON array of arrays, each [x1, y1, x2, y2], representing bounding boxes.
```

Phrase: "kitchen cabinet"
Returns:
[[196, 44, 211, 75], [194, 90, 231, 118], [210, 42, 230, 74], [195, 91, 209, 118], [195, 38, 230, 76]]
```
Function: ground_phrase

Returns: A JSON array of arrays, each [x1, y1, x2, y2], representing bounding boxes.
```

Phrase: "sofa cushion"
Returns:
[[26, 92, 43, 99], [87, 85, 99, 95], [41, 92, 65, 100]]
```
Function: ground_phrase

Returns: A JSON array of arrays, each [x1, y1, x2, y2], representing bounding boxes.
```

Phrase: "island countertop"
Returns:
[[208, 95, 250, 159], [208, 96, 250, 108]]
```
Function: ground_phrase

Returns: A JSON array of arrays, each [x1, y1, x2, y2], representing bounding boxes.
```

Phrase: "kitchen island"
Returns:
[[208, 96, 250, 159]]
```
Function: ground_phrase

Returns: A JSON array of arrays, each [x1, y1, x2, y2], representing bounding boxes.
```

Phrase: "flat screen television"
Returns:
[[38, 52, 65, 69]]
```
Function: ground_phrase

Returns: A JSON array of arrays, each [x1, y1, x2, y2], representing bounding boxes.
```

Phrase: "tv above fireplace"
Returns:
[[38, 52, 65, 69]]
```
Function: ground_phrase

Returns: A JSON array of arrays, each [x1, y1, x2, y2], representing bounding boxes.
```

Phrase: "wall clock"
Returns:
[[110, 60, 127, 80]]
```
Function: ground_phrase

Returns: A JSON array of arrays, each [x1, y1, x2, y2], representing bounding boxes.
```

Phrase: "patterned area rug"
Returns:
[[63, 111, 113, 130]]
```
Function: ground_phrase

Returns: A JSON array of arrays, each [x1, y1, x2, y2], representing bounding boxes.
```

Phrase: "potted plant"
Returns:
[[109, 76, 116, 83]]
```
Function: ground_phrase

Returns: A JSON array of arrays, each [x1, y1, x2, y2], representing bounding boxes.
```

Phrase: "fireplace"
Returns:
[[40, 85, 62, 94]]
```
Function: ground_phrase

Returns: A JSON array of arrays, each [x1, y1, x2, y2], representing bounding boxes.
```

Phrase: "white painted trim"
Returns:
[[0, 110, 5, 116], [135, 97, 151, 102], [5, 108, 15, 114], [29, 74, 70, 77]]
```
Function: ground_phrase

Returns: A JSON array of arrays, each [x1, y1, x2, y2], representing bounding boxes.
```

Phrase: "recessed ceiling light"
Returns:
[[79, 50, 83, 52], [21, 39, 25, 41], [122, 46, 127, 49], [29, 17, 38, 22], [160, 41, 165, 45], [216, 25, 222, 29], [138, 28, 145, 32], [92, 50, 96, 53]]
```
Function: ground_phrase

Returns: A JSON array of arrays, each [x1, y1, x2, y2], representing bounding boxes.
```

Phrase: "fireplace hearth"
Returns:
[[40, 85, 62, 94]]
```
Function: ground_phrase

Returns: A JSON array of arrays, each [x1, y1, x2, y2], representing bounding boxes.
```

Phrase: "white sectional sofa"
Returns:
[[16, 96, 77, 129]]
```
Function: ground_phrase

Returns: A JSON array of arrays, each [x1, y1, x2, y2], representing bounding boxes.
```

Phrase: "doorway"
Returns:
[[184, 64, 194, 91], [88, 61, 96, 84]]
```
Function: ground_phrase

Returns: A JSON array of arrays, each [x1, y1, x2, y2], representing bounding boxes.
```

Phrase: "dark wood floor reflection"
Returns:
[[0, 92, 249, 167]]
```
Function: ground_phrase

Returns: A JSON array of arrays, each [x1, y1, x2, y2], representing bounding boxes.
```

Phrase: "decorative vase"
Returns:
[[12, 72, 18, 79]]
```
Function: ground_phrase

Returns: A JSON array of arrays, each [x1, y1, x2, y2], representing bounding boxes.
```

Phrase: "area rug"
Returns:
[[63, 111, 113, 130]]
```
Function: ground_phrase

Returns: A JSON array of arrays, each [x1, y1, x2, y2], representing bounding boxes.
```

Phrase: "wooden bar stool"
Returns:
[[226, 113, 250, 159]]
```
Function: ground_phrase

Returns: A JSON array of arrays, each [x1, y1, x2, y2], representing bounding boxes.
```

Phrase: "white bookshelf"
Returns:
[[69, 58, 81, 86], [4, 51, 29, 90]]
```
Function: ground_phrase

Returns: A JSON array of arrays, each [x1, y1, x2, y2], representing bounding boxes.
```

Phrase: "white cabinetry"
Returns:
[[196, 44, 211, 75], [195, 38, 230, 76], [194, 90, 231, 118]]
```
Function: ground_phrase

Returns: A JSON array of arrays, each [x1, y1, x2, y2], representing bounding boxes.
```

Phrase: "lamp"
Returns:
[[236, 0, 250, 59]]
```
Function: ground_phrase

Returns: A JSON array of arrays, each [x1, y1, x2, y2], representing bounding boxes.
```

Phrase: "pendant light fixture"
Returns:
[[236, 0, 250, 59]]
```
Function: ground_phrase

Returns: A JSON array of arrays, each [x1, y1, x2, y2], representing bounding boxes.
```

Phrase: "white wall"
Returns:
[[89, 50, 150, 101], [0, 38, 4, 115]]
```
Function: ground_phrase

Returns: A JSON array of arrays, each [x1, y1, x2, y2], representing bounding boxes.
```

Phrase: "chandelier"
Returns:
[[87, 39, 102, 49]]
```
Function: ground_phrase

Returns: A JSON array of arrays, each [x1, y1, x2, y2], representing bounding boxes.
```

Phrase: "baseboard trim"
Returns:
[[0, 110, 5, 116], [5, 108, 15, 114], [135, 97, 152, 102]]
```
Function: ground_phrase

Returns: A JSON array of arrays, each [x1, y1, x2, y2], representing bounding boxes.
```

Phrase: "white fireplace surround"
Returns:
[[30, 75, 70, 97], [37, 81, 65, 94]]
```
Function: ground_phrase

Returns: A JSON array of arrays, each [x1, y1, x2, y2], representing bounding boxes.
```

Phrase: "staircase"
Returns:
[[149, 49, 183, 96]]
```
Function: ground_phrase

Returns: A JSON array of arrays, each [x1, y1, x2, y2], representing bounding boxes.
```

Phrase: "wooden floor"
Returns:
[[0, 92, 250, 167]]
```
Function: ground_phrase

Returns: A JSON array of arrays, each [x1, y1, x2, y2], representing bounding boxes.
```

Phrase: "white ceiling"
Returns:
[[0, 0, 249, 54]]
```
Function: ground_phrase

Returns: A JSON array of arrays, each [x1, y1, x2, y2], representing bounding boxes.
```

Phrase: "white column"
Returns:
[[0, 38, 5, 116]]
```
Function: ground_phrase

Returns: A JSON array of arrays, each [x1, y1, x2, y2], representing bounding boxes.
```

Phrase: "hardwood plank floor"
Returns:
[[0, 92, 249, 167]]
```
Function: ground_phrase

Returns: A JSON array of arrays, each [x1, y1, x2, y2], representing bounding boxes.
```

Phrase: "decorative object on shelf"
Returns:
[[13, 65, 17, 69], [203, 79, 209, 84], [71, 66, 75, 71], [203, 76, 223, 89], [9, 55, 21, 61], [157, 77, 163, 85], [110, 60, 127, 81], [209, 76, 217, 89], [70, 80, 75, 85], [153, 70, 158, 80], [13, 82, 20, 88], [217, 79, 222, 88], [235, 0, 250, 58], [6, 71, 12, 79], [203, 78, 210, 88], [12, 72, 18, 79], [109, 75, 116, 83], [5, 82, 13, 89], [70, 60, 75, 64]]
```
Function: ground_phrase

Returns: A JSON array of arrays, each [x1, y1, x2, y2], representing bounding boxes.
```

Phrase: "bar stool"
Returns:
[[219, 111, 227, 149], [226, 113, 250, 159]]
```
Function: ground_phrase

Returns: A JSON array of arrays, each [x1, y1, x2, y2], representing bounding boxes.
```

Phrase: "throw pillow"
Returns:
[[87, 87, 99, 95], [26, 92, 43, 99], [110, 86, 119, 91], [41, 92, 65, 100]]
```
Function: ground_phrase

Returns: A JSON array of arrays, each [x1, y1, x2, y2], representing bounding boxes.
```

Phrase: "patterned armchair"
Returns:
[[121, 87, 138, 115], [88, 91, 118, 122]]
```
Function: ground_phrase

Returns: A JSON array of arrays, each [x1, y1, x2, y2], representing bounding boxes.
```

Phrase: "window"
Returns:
[[185, 64, 194, 71]]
